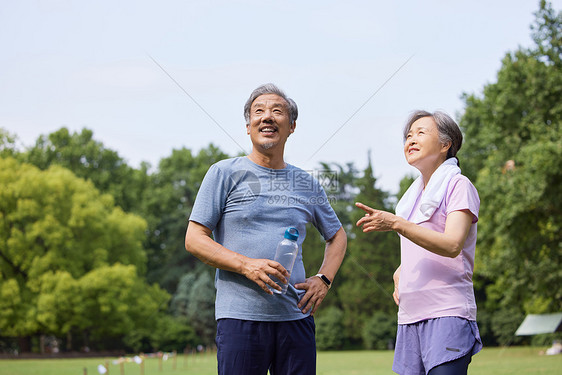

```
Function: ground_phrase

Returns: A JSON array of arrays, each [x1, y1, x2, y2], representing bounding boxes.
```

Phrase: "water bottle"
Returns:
[[271, 227, 299, 295]]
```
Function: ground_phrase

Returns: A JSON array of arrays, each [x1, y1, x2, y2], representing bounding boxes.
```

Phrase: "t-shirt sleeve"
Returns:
[[189, 164, 227, 231], [445, 176, 480, 223], [312, 183, 342, 241]]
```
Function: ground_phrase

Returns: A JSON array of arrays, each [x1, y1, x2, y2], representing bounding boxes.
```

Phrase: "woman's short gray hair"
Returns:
[[243, 83, 298, 125], [403, 110, 463, 160]]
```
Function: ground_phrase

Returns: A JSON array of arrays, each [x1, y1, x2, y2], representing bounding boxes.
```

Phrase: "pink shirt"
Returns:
[[398, 174, 480, 324]]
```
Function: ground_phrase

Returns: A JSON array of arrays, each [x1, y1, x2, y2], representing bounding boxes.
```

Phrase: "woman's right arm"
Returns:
[[391, 210, 473, 258], [355, 202, 473, 258]]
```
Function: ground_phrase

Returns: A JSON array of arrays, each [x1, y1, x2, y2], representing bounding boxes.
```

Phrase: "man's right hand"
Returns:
[[186, 221, 290, 295], [241, 258, 290, 295]]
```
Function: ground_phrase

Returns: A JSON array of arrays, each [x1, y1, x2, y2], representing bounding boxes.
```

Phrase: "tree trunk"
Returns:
[[82, 330, 90, 352], [67, 331, 73, 351], [18, 336, 31, 353], [39, 334, 45, 354]]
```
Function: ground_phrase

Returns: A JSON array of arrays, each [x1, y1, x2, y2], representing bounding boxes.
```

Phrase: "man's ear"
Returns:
[[290, 121, 296, 134], [246, 123, 250, 135]]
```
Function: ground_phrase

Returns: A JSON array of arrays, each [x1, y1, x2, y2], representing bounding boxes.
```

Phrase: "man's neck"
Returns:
[[247, 150, 286, 169]]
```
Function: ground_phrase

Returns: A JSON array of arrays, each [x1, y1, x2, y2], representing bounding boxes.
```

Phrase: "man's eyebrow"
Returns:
[[252, 102, 287, 108]]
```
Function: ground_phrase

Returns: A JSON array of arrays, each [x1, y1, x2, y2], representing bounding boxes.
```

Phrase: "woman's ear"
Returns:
[[441, 141, 452, 155]]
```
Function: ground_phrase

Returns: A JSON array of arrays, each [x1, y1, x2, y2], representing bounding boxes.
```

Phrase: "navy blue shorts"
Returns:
[[216, 316, 316, 375]]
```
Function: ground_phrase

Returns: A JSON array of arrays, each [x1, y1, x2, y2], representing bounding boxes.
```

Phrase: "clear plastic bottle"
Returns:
[[271, 227, 299, 295]]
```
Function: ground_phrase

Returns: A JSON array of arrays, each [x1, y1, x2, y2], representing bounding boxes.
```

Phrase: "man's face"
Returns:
[[246, 94, 295, 151]]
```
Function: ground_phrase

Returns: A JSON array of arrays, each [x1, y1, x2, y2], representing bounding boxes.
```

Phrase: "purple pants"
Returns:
[[393, 317, 482, 375]]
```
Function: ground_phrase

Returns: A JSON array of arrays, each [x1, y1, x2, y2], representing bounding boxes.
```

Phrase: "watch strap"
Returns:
[[315, 273, 332, 289]]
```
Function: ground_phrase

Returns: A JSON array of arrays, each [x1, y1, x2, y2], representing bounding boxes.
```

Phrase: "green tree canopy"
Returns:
[[0, 128, 19, 158], [459, 0, 561, 319], [141, 145, 229, 291], [22, 127, 148, 212], [335, 156, 400, 346], [18, 126, 231, 294], [315, 306, 345, 350], [170, 271, 216, 346], [0, 157, 169, 349]]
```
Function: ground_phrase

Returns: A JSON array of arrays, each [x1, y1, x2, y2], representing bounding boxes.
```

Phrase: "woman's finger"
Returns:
[[355, 202, 375, 214]]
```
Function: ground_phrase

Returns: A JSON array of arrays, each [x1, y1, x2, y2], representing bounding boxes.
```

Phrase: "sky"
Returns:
[[1, 0, 559, 194]]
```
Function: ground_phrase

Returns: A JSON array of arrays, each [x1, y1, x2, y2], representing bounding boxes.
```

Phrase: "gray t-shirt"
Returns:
[[189, 157, 342, 321]]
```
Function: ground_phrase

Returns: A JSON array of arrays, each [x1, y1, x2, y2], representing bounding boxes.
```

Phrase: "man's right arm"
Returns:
[[185, 221, 289, 295]]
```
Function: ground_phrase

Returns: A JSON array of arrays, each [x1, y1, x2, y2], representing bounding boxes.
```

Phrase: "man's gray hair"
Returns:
[[403, 110, 463, 160], [243, 83, 298, 125]]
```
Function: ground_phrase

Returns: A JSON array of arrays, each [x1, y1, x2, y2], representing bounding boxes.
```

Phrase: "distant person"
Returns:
[[185, 83, 347, 375], [356, 110, 482, 375]]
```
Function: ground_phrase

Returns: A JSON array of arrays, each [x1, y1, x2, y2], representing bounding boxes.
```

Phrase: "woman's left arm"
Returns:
[[355, 202, 473, 258]]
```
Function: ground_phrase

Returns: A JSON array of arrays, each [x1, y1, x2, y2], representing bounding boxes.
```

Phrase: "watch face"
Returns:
[[318, 274, 331, 286]]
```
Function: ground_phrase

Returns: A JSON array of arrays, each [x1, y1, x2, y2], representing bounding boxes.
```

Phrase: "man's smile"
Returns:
[[259, 125, 278, 134]]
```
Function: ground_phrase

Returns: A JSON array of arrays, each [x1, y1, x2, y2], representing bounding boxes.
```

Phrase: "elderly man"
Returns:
[[185, 83, 347, 375]]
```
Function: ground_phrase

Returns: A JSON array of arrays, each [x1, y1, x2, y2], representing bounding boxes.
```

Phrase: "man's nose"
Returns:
[[262, 110, 274, 121]]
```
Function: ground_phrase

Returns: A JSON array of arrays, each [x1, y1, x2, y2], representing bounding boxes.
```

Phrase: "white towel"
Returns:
[[395, 158, 461, 223]]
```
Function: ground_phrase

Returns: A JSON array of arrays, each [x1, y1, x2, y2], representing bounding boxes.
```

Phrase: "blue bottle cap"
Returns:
[[284, 227, 299, 241]]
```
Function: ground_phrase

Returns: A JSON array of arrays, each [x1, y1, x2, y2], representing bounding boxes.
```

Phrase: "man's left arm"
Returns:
[[295, 226, 347, 314]]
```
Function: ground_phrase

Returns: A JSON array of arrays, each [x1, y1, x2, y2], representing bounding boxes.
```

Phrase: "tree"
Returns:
[[302, 157, 399, 347], [362, 311, 397, 350], [170, 270, 217, 347], [21, 127, 231, 294], [170, 273, 198, 318], [301, 162, 358, 313], [316, 161, 359, 228], [0, 128, 19, 158], [396, 175, 415, 201], [23, 127, 148, 213], [458, 0, 562, 321], [149, 314, 196, 352], [315, 306, 345, 350], [141, 145, 229, 292], [336, 154, 400, 345], [0, 157, 168, 350], [185, 271, 216, 346]]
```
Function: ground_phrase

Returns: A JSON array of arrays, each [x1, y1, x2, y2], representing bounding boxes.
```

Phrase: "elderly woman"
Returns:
[[356, 110, 482, 375]]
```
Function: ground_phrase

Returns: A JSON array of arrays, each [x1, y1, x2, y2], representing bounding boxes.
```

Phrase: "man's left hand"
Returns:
[[295, 276, 329, 315]]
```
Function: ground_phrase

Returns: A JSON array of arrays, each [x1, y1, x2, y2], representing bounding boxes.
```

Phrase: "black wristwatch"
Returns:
[[315, 274, 332, 289]]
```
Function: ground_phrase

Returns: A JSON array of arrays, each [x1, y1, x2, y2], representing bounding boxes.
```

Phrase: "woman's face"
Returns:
[[403, 116, 449, 170]]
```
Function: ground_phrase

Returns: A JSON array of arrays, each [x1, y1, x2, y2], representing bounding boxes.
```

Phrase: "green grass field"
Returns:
[[0, 347, 560, 375]]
